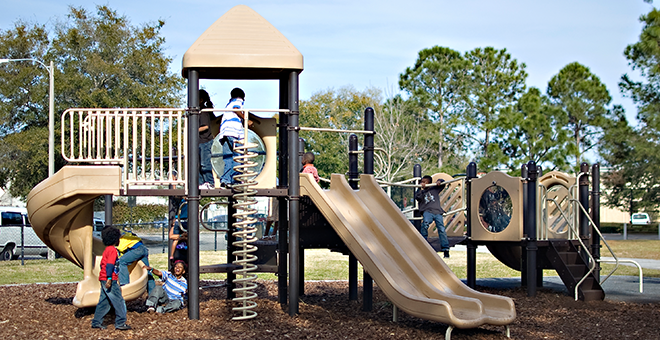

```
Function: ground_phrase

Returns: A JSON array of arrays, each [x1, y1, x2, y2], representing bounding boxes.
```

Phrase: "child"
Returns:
[[215, 87, 252, 187], [301, 152, 320, 183], [198, 89, 215, 189], [144, 260, 188, 314], [116, 230, 155, 294], [91, 226, 131, 330], [169, 199, 188, 267], [414, 175, 450, 258]]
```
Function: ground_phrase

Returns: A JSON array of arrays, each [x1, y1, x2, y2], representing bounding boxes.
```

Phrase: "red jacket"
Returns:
[[99, 246, 119, 281]]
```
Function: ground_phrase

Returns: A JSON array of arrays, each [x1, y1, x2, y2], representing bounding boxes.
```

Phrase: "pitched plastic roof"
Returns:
[[182, 5, 303, 80]]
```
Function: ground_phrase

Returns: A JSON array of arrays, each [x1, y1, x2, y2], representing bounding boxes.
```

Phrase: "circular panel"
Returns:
[[478, 185, 513, 233], [211, 130, 266, 181]]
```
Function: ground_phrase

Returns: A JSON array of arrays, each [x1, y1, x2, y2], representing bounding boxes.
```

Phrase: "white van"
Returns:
[[0, 207, 49, 260], [631, 213, 651, 225]]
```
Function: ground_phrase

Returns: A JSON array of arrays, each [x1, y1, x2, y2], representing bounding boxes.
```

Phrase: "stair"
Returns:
[[546, 240, 605, 301]]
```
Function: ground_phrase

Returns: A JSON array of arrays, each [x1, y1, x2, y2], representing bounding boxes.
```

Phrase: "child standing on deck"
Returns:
[[301, 152, 320, 183], [415, 175, 450, 258], [91, 226, 131, 331]]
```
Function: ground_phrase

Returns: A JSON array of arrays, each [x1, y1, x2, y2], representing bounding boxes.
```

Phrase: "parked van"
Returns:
[[631, 212, 651, 225], [0, 206, 49, 260]]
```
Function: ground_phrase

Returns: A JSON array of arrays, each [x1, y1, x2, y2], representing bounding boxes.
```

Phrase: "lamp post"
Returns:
[[0, 58, 55, 177]]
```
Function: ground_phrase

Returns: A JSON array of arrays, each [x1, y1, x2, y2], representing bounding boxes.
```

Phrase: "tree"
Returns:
[[0, 5, 185, 198], [547, 62, 611, 169], [299, 86, 382, 181], [495, 87, 573, 173], [602, 8, 660, 211], [461, 47, 527, 170], [399, 46, 468, 168], [373, 95, 436, 183]]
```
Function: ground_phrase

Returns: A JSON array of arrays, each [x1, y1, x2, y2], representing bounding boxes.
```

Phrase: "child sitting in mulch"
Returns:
[[144, 260, 188, 314]]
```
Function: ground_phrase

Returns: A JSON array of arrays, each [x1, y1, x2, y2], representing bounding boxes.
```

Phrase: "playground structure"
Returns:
[[22, 4, 634, 337]]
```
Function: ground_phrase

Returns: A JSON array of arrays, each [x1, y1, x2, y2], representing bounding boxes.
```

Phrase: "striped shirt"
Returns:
[[218, 98, 245, 139], [161, 271, 188, 302]]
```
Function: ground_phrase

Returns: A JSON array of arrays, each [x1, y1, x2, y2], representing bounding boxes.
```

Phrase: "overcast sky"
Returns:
[[0, 1, 653, 123]]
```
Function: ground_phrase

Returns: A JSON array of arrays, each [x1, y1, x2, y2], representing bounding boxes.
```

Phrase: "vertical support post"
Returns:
[[579, 162, 590, 239], [521, 164, 528, 287], [48, 61, 54, 177], [526, 161, 538, 297], [226, 199, 237, 299], [278, 75, 289, 305], [298, 138, 305, 170], [413, 164, 422, 235], [591, 163, 601, 279], [466, 162, 477, 288], [623, 223, 628, 240], [298, 137, 305, 297], [186, 70, 200, 320], [348, 134, 359, 300], [362, 108, 374, 312], [536, 166, 544, 287], [287, 71, 300, 316]]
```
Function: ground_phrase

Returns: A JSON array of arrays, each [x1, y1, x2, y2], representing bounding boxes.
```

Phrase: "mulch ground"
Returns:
[[0, 280, 658, 339]]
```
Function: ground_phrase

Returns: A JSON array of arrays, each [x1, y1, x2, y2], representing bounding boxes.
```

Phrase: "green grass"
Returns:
[[1, 240, 659, 285]]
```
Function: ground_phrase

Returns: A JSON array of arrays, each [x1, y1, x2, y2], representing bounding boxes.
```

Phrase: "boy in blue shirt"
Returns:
[[91, 226, 131, 330], [144, 260, 188, 313]]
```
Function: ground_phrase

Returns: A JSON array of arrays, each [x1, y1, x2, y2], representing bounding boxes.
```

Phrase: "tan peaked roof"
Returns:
[[182, 5, 303, 80]]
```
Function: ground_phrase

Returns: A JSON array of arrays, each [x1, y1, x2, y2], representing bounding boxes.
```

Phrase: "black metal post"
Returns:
[[298, 138, 305, 171], [466, 162, 477, 288], [278, 74, 289, 305], [591, 163, 601, 279], [298, 137, 305, 297], [226, 199, 236, 299], [526, 161, 538, 297], [348, 134, 359, 300], [362, 108, 374, 311], [521, 164, 528, 287], [536, 165, 544, 288], [287, 71, 301, 316], [413, 164, 422, 235], [579, 162, 590, 239], [186, 69, 200, 320]]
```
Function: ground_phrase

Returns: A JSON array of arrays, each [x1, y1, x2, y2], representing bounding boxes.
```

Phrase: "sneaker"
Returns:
[[91, 324, 106, 330], [198, 182, 213, 190], [115, 324, 132, 331], [147, 306, 155, 313], [443, 251, 450, 258]]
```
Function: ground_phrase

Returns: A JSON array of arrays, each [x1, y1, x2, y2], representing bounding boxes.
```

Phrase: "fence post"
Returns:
[[21, 224, 25, 265], [623, 223, 627, 240]]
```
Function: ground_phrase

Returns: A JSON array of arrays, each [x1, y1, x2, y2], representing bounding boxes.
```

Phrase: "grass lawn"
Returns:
[[1, 240, 659, 285]]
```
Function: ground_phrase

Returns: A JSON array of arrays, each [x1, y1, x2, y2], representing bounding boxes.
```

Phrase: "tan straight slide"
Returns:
[[26, 166, 149, 308], [300, 173, 516, 328]]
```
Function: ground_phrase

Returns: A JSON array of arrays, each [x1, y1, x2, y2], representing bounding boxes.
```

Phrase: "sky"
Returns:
[[0, 0, 653, 124]]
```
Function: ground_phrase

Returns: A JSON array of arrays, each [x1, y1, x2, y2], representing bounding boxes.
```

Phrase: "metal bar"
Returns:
[[298, 126, 375, 135], [288, 71, 300, 316], [186, 70, 200, 320]]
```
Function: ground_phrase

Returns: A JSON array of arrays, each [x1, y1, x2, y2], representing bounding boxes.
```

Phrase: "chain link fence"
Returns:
[[0, 224, 50, 264]]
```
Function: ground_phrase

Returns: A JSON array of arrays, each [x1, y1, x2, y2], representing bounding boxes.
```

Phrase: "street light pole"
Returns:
[[0, 58, 55, 177]]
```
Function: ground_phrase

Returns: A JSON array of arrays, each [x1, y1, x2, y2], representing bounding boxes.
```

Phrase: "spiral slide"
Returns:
[[26, 166, 149, 308], [300, 173, 516, 328]]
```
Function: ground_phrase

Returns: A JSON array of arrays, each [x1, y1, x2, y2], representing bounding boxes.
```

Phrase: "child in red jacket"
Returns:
[[91, 226, 131, 331]]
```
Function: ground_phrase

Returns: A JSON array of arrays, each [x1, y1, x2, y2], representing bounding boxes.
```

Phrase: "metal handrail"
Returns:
[[546, 197, 597, 301]]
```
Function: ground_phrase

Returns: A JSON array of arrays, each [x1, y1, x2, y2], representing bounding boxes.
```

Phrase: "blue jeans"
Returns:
[[91, 280, 126, 328], [422, 211, 450, 251], [199, 139, 214, 185], [221, 136, 240, 185], [117, 243, 155, 294], [146, 285, 184, 313]]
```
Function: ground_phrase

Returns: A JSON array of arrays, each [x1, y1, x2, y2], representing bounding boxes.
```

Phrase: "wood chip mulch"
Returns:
[[0, 280, 658, 339]]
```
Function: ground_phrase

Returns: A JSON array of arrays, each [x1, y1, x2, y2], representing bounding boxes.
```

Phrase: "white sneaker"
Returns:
[[146, 306, 155, 313], [199, 182, 213, 190]]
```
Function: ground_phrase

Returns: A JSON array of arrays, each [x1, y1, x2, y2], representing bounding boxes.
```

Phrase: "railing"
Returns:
[[61, 108, 188, 190], [539, 174, 644, 298]]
